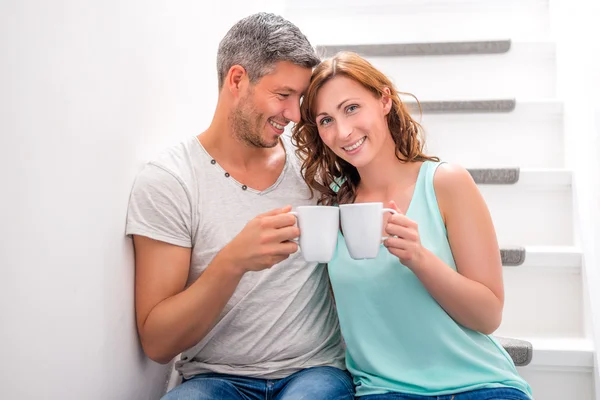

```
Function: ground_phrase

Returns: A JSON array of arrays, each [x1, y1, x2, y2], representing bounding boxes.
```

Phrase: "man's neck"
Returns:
[[198, 121, 284, 172]]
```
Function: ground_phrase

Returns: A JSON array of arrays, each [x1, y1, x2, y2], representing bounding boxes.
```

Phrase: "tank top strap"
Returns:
[[408, 160, 447, 235]]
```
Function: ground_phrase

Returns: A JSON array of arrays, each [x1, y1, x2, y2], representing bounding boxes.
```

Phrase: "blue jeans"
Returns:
[[361, 387, 530, 400], [162, 366, 354, 400]]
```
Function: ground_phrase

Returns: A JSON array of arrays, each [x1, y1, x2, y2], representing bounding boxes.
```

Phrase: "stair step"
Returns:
[[478, 168, 573, 188], [501, 247, 526, 266], [407, 99, 516, 113], [478, 169, 573, 247], [468, 168, 520, 184], [288, 0, 548, 15], [516, 338, 595, 400], [471, 168, 572, 187], [495, 336, 532, 366], [523, 338, 594, 368], [420, 99, 564, 168], [353, 42, 556, 99], [498, 247, 583, 338], [316, 40, 511, 57], [287, 1, 551, 43], [521, 246, 582, 269], [500, 246, 582, 268]]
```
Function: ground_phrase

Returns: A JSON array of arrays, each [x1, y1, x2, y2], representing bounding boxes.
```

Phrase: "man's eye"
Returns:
[[277, 93, 290, 99]]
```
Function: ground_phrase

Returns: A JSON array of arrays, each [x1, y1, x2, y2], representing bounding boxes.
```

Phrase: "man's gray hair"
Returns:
[[217, 12, 320, 90]]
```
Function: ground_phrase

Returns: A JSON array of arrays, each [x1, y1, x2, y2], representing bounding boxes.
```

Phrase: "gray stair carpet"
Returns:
[[495, 336, 533, 366], [468, 168, 520, 184], [406, 99, 516, 113], [501, 247, 526, 266], [317, 40, 511, 57]]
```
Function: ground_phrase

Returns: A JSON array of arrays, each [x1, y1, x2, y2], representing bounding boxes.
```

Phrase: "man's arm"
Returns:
[[133, 206, 300, 364], [133, 236, 244, 364]]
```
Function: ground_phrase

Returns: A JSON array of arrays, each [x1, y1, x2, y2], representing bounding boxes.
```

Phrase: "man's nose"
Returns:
[[283, 103, 301, 124]]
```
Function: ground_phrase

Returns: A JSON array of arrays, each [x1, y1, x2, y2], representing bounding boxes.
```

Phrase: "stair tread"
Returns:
[[521, 246, 582, 268], [406, 97, 563, 109], [468, 168, 520, 184], [405, 99, 563, 114], [518, 338, 595, 368], [407, 99, 516, 113], [495, 336, 533, 366], [500, 247, 526, 266], [470, 168, 572, 186], [316, 40, 511, 57], [316, 40, 556, 56], [316, 40, 555, 46], [511, 168, 571, 186]]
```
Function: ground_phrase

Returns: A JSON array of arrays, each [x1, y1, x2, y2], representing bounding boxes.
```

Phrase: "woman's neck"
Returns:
[[356, 137, 415, 198]]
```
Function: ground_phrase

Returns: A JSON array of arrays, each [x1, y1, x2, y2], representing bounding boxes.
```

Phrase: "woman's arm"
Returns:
[[384, 163, 504, 334]]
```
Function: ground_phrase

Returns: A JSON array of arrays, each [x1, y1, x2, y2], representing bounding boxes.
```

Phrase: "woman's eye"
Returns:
[[347, 104, 359, 113], [319, 117, 332, 126]]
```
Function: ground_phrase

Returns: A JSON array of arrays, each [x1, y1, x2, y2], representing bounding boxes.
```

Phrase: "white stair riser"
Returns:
[[497, 268, 583, 338], [419, 103, 564, 168], [287, 0, 549, 12], [516, 367, 594, 400], [480, 186, 573, 246], [364, 43, 555, 100], [289, 12, 550, 44], [287, 0, 551, 42]]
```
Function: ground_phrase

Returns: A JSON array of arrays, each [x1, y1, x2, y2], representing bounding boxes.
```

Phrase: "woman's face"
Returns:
[[314, 76, 392, 169]]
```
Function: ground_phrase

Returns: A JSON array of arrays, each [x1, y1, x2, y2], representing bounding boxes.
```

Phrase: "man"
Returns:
[[125, 12, 352, 400]]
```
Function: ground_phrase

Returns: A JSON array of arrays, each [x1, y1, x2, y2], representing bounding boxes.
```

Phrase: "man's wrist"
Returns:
[[211, 247, 246, 279]]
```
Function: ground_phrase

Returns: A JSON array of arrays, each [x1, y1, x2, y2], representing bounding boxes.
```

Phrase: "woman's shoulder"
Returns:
[[432, 163, 475, 192], [432, 163, 481, 216]]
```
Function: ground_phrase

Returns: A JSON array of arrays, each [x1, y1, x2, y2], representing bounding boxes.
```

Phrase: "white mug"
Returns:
[[339, 202, 398, 259], [290, 206, 339, 263]]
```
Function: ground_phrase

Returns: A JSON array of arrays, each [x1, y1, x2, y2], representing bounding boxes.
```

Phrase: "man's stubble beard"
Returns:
[[230, 93, 279, 149]]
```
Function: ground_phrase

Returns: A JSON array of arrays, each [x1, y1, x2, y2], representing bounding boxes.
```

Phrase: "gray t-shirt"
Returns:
[[125, 135, 345, 379]]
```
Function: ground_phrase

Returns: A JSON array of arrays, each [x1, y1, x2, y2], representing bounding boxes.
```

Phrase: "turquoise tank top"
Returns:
[[328, 161, 533, 398]]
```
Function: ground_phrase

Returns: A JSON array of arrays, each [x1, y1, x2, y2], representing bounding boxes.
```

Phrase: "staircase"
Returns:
[[285, 0, 597, 398]]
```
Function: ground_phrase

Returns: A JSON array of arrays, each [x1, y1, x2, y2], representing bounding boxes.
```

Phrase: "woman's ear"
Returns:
[[381, 87, 393, 115]]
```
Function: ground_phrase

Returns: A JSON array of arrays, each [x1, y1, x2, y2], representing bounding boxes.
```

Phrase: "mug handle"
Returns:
[[289, 211, 300, 244], [381, 208, 398, 241]]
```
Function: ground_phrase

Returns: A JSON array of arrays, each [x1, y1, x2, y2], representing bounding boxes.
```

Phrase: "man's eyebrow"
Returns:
[[275, 86, 298, 93]]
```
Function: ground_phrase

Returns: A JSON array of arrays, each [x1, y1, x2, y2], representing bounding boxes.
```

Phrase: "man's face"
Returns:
[[230, 61, 312, 148]]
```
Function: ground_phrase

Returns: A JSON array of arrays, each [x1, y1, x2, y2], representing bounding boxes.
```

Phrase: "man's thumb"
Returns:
[[260, 205, 292, 217]]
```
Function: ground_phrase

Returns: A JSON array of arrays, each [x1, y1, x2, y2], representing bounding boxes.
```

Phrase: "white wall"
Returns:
[[0, 1, 282, 398], [549, 0, 600, 396]]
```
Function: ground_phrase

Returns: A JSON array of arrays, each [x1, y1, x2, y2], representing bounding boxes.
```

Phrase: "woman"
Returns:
[[291, 51, 533, 400]]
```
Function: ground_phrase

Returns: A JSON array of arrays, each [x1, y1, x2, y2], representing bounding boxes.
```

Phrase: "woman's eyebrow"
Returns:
[[316, 98, 358, 117]]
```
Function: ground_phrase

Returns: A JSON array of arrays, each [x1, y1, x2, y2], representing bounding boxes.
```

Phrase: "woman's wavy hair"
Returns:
[[291, 51, 439, 206]]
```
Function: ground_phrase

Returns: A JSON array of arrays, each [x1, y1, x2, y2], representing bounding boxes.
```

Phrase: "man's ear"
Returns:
[[226, 65, 248, 97], [381, 87, 393, 115]]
